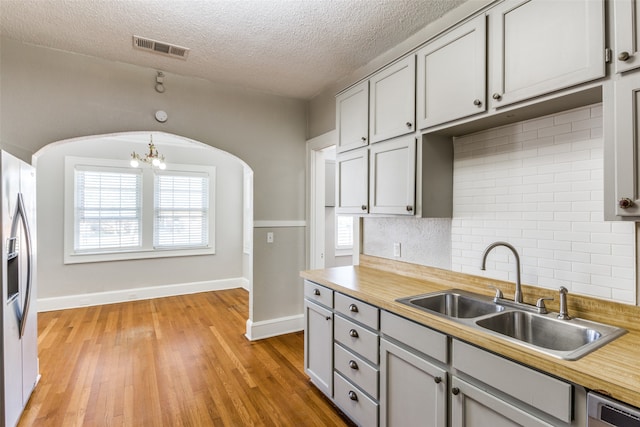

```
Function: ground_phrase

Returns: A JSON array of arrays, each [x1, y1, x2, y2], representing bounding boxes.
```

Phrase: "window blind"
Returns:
[[154, 172, 209, 248], [75, 168, 142, 251]]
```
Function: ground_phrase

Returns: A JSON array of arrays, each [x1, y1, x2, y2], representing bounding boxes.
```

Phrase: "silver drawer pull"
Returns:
[[313, 289, 320, 296], [348, 303, 359, 313], [348, 390, 358, 401], [349, 329, 359, 338], [349, 360, 359, 370]]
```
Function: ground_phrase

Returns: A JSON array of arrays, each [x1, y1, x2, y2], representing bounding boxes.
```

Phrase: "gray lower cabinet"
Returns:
[[303, 282, 334, 398], [302, 283, 587, 426], [379, 310, 449, 427], [380, 338, 447, 427], [452, 339, 587, 427], [450, 376, 554, 427], [333, 294, 380, 426]]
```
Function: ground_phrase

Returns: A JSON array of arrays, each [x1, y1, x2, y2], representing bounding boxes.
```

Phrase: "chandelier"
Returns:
[[130, 135, 166, 169]]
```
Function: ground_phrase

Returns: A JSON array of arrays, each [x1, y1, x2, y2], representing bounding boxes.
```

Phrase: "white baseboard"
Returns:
[[245, 314, 304, 341], [37, 277, 250, 312]]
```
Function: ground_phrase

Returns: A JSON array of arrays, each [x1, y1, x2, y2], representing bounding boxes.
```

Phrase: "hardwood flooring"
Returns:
[[19, 289, 353, 426]]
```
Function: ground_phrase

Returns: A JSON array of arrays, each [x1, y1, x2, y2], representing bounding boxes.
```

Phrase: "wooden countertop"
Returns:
[[301, 255, 640, 408]]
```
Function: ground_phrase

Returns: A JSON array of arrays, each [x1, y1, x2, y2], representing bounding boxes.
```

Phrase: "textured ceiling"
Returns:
[[0, 0, 467, 99]]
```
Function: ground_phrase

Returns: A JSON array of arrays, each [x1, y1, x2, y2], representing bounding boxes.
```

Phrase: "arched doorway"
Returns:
[[32, 131, 253, 320]]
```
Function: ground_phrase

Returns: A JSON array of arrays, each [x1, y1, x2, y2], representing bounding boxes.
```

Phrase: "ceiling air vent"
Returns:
[[132, 36, 190, 60]]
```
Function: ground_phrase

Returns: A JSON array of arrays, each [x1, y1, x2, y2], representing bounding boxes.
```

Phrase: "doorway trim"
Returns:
[[306, 131, 336, 270]]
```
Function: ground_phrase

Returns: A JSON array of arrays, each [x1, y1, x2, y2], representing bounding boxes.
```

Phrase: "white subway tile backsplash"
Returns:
[[363, 104, 634, 304], [451, 104, 635, 304]]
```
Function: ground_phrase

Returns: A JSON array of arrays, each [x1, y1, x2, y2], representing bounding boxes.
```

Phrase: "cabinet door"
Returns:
[[336, 148, 369, 214], [304, 300, 333, 398], [451, 377, 554, 427], [337, 81, 369, 153], [613, 72, 640, 216], [488, 0, 605, 109], [614, 0, 640, 74], [369, 56, 416, 143], [380, 338, 447, 427], [369, 135, 416, 215], [416, 14, 486, 129]]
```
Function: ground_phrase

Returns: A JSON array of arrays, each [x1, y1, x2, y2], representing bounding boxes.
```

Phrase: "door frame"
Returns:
[[306, 131, 335, 269]]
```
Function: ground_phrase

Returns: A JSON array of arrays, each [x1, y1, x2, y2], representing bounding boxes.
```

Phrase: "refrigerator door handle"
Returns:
[[10, 192, 33, 339]]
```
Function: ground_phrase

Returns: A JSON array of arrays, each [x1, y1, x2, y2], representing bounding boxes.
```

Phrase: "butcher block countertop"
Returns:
[[300, 255, 640, 408]]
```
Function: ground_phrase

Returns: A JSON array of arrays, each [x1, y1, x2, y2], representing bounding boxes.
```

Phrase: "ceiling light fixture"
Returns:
[[130, 135, 166, 169], [155, 71, 165, 93]]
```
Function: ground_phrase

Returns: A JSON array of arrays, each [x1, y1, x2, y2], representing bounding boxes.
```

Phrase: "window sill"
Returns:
[[64, 246, 215, 264]]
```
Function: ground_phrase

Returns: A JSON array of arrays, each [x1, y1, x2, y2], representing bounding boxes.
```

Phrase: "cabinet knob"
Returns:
[[619, 51, 631, 62], [406, 205, 413, 212], [349, 329, 359, 338], [434, 376, 442, 384], [349, 303, 359, 313], [325, 316, 331, 321], [348, 390, 358, 401], [313, 289, 320, 296], [361, 205, 367, 211], [406, 122, 413, 128], [492, 93, 502, 101], [452, 387, 460, 396], [619, 198, 634, 209], [361, 136, 367, 142], [349, 360, 359, 370], [473, 99, 482, 106]]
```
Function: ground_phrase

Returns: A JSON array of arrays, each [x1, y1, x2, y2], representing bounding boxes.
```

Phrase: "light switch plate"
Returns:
[[267, 232, 274, 243], [393, 242, 401, 257]]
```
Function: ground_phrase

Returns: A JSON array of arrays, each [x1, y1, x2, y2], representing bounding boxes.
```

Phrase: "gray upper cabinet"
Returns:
[[488, 0, 605, 109], [336, 81, 369, 153], [416, 14, 486, 130], [336, 148, 369, 214], [613, 0, 640, 74], [369, 56, 416, 143], [610, 72, 640, 217], [369, 135, 416, 215]]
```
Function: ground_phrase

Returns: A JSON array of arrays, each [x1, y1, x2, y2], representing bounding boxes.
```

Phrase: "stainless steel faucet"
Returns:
[[558, 286, 571, 320], [481, 241, 523, 304]]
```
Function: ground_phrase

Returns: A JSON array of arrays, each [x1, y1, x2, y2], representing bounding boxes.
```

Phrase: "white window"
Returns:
[[154, 172, 209, 249], [74, 167, 142, 252], [336, 215, 353, 250], [64, 156, 216, 264]]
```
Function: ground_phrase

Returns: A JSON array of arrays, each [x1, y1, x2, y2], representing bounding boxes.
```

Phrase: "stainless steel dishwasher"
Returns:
[[587, 392, 640, 426]]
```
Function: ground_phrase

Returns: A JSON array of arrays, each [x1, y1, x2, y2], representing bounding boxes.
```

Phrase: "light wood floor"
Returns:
[[19, 289, 353, 426]]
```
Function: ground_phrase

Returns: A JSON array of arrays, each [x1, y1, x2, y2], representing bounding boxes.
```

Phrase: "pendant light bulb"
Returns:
[[152, 158, 161, 167], [159, 162, 167, 170]]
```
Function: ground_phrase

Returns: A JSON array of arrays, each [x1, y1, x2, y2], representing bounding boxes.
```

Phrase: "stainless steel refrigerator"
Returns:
[[1, 151, 38, 427]]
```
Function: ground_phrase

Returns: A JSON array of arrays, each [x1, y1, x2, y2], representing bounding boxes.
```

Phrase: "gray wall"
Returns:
[[0, 38, 307, 323]]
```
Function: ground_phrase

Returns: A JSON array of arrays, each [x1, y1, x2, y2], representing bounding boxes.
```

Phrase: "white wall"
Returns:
[[0, 38, 307, 327], [452, 104, 636, 303], [35, 133, 245, 302]]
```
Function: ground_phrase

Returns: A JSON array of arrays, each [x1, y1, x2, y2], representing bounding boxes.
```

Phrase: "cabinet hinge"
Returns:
[[605, 48, 612, 63]]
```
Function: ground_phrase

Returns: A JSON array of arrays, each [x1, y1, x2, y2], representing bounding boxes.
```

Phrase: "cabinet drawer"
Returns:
[[452, 340, 572, 423], [335, 293, 379, 330], [334, 372, 379, 427], [304, 280, 333, 308], [335, 315, 379, 364], [335, 343, 379, 399], [381, 311, 448, 363]]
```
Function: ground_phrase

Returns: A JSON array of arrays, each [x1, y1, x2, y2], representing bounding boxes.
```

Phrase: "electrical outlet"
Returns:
[[393, 242, 401, 257], [267, 232, 274, 243]]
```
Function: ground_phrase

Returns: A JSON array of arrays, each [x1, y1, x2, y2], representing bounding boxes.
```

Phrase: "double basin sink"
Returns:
[[396, 289, 626, 360]]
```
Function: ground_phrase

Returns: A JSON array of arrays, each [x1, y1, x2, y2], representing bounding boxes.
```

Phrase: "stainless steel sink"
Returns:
[[396, 289, 627, 360], [396, 289, 505, 319], [475, 310, 627, 360]]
